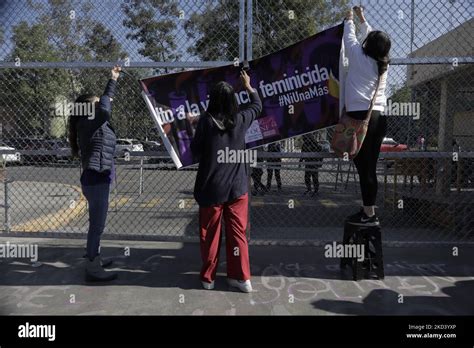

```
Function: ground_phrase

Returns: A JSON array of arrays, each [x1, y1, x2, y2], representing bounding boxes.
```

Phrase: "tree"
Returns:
[[2, 22, 70, 137], [77, 23, 128, 98], [2, 0, 134, 139], [185, 0, 241, 61], [27, 0, 96, 63], [119, 0, 184, 140], [185, 0, 349, 61], [252, 0, 348, 57], [122, 0, 180, 62]]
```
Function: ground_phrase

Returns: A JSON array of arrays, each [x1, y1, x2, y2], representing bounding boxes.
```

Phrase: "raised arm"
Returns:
[[98, 65, 121, 118], [239, 70, 262, 129], [343, 9, 359, 59], [343, 7, 373, 59], [354, 6, 372, 41]]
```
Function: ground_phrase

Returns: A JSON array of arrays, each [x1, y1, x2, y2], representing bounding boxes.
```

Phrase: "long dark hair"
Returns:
[[68, 94, 97, 156], [362, 31, 391, 76], [206, 81, 238, 130]]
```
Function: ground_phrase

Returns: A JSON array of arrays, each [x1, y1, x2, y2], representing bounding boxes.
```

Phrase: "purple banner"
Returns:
[[140, 23, 343, 168]]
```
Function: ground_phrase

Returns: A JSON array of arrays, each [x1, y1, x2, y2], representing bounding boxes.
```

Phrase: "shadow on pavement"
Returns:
[[312, 280, 474, 315], [0, 241, 473, 315]]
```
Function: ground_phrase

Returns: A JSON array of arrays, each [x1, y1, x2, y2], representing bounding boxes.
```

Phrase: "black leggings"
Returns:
[[351, 111, 387, 206], [304, 165, 319, 191], [267, 168, 282, 188]]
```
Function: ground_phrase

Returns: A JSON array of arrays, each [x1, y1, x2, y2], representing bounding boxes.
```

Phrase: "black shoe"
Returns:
[[85, 257, 117, 282], [346, 208, 379, 226], [311, 190, 318, 197], [100, 257, 113, 268], [83, 253, 113, 268], [303, 189, 311, 195]]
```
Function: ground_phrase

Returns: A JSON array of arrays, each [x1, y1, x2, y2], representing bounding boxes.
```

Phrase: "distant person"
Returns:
[[453, 139, 460, 152], [251, 151, 266, 195], [191, 70, 262, 293], [68, 65, 122, 282], [418, 135, 426, 151], [266, 142, 283, 192], [343, 7, 391, 226], [300, 133, 323, 196]]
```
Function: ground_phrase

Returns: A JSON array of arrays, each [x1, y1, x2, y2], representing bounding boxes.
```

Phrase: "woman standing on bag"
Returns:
[[69, 65, 121, 282], [191, 70, 262, 293], [343, 7, 391, 226]]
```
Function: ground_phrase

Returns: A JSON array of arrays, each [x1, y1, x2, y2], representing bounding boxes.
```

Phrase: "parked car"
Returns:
[[115, 139, 144, 158], [45, 139, 71, 162], [0, 142, 21, 163], [381, 137, 408, 152], [142, 140, 162, 152], [13, 138, 52, 164], [142, 140, 173, 164]]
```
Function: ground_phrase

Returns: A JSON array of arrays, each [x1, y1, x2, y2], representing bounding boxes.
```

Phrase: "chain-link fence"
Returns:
[[0, 0, 472, 244]]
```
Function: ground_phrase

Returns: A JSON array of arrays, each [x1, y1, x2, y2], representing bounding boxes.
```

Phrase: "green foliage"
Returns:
[[2, 21, 70, 137], [185, 0, 349, 60], [3, 0, 134, 138], [122, 0, 180, 62], [389, 85, 411, 102], [252, 0, 349, 58], [3, 0, 349, 140], [185, 0, 241, 61]]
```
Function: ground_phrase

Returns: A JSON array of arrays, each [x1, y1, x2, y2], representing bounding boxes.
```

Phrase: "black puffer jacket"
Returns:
[[77, 79, 117, 173]]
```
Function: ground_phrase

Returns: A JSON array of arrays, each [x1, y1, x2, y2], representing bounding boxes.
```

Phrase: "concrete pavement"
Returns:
[[0, 237, 473, 315]]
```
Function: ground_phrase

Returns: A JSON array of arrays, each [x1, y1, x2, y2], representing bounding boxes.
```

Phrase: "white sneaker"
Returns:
[[201, 281, 214, 290], [227, 278, 253, 293]]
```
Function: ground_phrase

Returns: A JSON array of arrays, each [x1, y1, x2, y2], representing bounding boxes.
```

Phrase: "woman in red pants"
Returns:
[[191, 70, 262, 293]]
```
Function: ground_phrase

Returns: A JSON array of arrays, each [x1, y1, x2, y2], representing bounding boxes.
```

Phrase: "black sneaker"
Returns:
[[83, 253, 113, 268], [346, 208, 379, 226]]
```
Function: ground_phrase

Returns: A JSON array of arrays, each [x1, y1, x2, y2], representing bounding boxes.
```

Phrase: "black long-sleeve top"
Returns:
[[191, 91, 262, 207]]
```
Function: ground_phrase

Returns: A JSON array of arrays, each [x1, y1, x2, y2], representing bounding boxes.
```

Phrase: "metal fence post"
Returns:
[[139, 157, 144, 196], [2, 161, 10, 233], [239, 0, 245, 62], [113, 160, 118, 212], [246, 0, 253, 61], [4, 180, 10, 233]]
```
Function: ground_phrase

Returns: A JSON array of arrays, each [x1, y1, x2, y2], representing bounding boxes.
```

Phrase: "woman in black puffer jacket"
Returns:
[[68, 65, 121, 282]]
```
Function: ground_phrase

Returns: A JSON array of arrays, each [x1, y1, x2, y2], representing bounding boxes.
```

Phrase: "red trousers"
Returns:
[[199, 193, 250, 283]]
